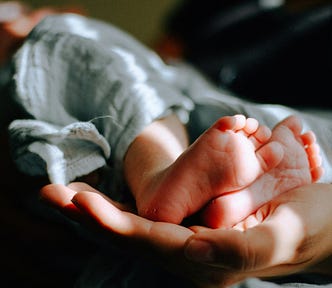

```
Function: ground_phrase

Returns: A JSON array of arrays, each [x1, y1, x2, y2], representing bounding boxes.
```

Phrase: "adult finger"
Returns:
[[68, 181, 134, 211], [185, 183, 332, 278], [40, 183, 82, 220], [71, 190, 194, 254]]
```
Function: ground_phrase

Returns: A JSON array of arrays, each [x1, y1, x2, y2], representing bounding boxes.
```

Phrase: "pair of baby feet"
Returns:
[[135, 114, 323, 228]]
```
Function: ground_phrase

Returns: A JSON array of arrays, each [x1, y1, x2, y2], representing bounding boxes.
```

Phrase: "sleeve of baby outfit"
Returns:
[[7, 14, 194, 190]]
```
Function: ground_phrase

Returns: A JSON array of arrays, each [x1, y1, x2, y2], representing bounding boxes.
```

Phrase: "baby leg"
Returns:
[[201, 115, 323, 228], [138, 114, 284, 224]]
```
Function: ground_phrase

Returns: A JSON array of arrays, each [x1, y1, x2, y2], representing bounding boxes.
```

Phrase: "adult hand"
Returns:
[[185, 183, 332, 282], [40, 183, 219, 287], [40, 182, 332, 287]]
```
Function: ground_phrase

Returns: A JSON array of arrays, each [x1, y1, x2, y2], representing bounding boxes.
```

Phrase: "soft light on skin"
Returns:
[[260, 205, 305, 265]]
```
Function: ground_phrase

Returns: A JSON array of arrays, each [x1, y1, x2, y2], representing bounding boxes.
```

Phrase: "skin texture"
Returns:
[[124, 114, 322, 228], [201, 114, 323, 228], [130, 115, 281, 223], [40, 182, 332, 288]]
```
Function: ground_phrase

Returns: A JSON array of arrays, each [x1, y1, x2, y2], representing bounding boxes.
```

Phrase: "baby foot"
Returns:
[[201, 115, 324, 228], [137, 114, 284, 224]]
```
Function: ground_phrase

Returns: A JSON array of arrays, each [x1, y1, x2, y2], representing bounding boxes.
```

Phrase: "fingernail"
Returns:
[[185, 239, 215, 262]]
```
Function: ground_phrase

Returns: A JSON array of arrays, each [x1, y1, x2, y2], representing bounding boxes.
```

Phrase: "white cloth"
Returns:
[[7, 14, 194, 188]]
